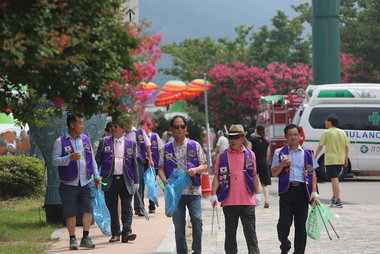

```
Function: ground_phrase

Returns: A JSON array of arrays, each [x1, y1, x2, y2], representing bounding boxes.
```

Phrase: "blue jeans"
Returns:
[[172, 195, 202, 254]]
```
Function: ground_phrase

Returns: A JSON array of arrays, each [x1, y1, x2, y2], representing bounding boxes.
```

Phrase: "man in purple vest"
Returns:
[[125, 125, 154, 216], [95, 121, 139, 243], [157, 115, 207, 254], [271, 124, 319, 254], [210, 124, 261, 254], [144, 122, 164, 213], [52, 113, 100, 250]]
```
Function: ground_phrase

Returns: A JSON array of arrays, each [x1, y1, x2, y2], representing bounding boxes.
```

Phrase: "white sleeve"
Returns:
[[142, 129, 151, 146]]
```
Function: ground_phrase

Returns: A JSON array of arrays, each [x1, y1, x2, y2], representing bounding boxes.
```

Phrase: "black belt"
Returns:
[[113, 175, 123, 180], [290, 181, 305, 187]]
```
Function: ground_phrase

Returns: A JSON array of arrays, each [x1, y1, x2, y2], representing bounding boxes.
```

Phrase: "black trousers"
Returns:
[[223, 205, 260, 254], [134, 160, 146, 213], [277, 185, 309, 254], [104, 176, 133, 236]]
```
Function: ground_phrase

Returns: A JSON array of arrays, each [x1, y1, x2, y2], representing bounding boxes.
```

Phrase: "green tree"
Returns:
[[0, 0, 141, 125], [161, 37, 224, 82], [161, 4, 311, 80], [246, 10, 311, 68], [291, 0, 380, 82], [340, 0, 380, 81]]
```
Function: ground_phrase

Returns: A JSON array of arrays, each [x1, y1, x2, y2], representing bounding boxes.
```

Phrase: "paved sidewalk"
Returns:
[[46, 178, 380, 254], [45, 194, 173, 254], [198, 178, 380, 254]]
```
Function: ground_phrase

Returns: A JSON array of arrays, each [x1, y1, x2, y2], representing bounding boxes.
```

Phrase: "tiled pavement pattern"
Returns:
[[188, 178, 380, 254]]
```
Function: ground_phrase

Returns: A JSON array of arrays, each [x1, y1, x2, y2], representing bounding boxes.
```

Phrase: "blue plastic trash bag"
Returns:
[[93, 186, 112, 236], [144, 166, 159, 207], [164, 168, 192, 217]]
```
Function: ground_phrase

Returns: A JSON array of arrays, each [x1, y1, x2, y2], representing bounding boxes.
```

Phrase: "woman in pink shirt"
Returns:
[[211, 124, 261, 254]]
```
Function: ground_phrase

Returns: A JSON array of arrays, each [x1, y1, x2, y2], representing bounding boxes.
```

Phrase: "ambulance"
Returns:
[[292, 83, 380, 180]]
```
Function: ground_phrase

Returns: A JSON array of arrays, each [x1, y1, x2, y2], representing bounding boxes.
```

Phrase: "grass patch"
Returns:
[[0, 242, 50, 254], [0, 196, 61, 253]]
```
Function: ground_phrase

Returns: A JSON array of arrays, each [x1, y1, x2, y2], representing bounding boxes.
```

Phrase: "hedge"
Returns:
[[0, 155, 45, 198]]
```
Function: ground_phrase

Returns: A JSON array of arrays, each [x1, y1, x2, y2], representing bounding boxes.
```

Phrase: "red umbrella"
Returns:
[[154, 91, 183, 106]]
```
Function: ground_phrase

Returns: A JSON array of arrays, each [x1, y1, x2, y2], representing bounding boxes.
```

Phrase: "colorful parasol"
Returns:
[[137, 82, 159, 92], [181, 79, 213, 99], [162, 80, 187, 93]]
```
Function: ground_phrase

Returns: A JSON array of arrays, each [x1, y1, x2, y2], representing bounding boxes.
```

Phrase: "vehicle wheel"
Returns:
[[317, 156, 349, 181]]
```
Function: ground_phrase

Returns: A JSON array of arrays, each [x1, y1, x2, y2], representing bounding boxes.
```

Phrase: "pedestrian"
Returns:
[[210, 124, 261, 254], [143, 118, 164, 213], [271, 124, 319, 254], [103, 121, 113, 137], [157, 115, 207, 254], [314, 114, 349, 208], [249, 125, 271, 208], [52, 112, 100, 250], [95, 121, 139, 243], [125, 124, 154, 216], [215, 130, 229, 155]]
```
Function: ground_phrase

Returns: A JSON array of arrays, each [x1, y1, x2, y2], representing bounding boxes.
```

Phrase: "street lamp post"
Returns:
[[203, 73, 212, 172]]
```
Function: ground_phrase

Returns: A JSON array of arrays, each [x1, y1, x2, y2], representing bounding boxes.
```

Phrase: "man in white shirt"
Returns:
[[215, 130, 229, 154], [96, 122, 139, 243], [125, 125, 154, 216], [144, 121, 164, 213]]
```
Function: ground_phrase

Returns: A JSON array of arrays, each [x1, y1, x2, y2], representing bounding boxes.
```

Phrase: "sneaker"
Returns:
[[330, 197, 336, 207], [80, 237, 95, 248], [331, 199, 343, 208], [69, 238, 78, 250], [264, 202, 270, 208], [149, 209, 156, 214]]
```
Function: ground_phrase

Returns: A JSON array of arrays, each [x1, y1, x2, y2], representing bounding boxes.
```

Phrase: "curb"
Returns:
[[155, 222, 177, 254], [155, 210, 191, 254]]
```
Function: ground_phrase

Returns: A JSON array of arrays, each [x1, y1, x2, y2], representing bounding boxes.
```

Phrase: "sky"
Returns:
[[139, 0, 309, 84]]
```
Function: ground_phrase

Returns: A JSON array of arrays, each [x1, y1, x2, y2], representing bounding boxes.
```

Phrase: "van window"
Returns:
[[309, 107, 380, 130], [308, 107, 355, 129], [355, 108, 380, 131]]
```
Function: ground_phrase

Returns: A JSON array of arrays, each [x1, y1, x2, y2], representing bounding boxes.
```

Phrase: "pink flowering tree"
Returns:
[[340, 52, 371, 83], [266, 62, 312, 94], [204, 62, 312, 128], [206, 62, 274, 128]]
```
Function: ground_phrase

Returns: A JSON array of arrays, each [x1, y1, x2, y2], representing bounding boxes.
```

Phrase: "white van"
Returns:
[[292, 83, 380, 180]]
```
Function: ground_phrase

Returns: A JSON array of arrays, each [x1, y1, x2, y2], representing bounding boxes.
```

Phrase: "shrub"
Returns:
[[0, 156, 45, 198]]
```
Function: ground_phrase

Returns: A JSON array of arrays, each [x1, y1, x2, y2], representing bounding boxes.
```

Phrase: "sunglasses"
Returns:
[[228, 135, 243, 140], [173, 124, 186, 130]]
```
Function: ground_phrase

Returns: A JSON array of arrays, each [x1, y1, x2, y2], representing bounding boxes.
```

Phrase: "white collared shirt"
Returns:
[[113, 137, 124, 175]]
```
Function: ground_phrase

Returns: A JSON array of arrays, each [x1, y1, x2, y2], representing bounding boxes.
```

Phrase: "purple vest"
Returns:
[[150, 133, 159, 169], [136, 128, 147, 163], [99, 136, 135, 181], [216, 148, 256, 202], [58, 134, 94, 182], [278, 145, 315, 199], [163, 139, 201, 186]]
